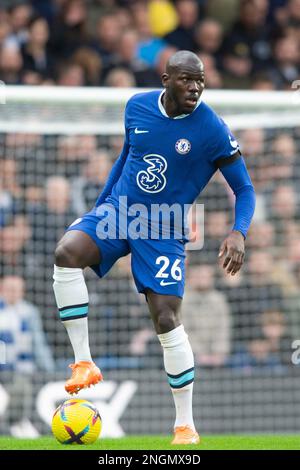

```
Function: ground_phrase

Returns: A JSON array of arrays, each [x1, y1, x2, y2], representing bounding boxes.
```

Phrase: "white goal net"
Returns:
[[1, 86, 300, 437]]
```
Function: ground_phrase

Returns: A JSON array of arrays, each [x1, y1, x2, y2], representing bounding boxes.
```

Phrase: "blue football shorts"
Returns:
[[67, 205, 186, 298]]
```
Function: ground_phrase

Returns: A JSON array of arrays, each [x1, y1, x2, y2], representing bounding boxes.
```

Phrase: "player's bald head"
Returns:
[[166, 50, 204, 75], [162, 50, 205, 117]]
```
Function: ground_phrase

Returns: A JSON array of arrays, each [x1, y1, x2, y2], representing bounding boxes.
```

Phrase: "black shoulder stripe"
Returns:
[[214, 150, 241, 169]]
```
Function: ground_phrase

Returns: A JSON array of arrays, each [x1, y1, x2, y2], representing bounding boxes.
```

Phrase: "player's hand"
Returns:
[[218, 230, 245, 276]]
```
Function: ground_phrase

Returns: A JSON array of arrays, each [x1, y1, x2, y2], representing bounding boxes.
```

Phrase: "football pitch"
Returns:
[[0, 435, 299, 450]]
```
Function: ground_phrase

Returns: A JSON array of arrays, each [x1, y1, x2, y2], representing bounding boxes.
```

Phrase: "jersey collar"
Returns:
[[158, 90, 201, 119]]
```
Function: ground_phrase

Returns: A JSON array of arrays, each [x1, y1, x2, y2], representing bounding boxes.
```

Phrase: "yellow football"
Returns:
[[52, 399, 101, 445]]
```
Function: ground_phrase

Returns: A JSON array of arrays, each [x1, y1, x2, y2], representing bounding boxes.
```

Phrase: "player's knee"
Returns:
[[54, 242, 81, 268], [155, 308, 178, 334]]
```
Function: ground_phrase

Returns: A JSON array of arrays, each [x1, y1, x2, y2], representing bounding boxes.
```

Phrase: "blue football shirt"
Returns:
[[109, 90, 240, 208], [94, 90, 255, 239]]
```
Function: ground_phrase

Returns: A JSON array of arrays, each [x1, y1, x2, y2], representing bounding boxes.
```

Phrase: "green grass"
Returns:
[[0, 435, 299, 450]]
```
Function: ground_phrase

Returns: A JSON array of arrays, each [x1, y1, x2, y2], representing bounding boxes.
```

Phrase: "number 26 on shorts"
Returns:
[[155, 256, 182, 281]]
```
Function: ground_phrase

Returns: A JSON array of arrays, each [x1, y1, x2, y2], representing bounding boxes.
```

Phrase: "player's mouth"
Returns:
[[185, 96, 198, 107]]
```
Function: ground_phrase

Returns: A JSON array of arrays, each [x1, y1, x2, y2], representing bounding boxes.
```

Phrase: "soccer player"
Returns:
[[53, 51, 255, 445]]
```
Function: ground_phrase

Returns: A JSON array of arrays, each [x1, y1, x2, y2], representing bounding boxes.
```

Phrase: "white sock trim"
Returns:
[[157, 325, 187, 348]]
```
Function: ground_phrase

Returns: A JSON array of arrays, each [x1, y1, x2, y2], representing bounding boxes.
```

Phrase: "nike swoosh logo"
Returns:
[[229, 135, 238, 148], [135, 128, 149, 134], [160, 280, 177, 286]]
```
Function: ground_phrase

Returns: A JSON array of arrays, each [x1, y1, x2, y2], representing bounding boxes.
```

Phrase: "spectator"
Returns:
[[27, 176, 76, 273], [201, 178, 232, 213], [107, 28, 158, 87], [246, 221, 275, 250], [239, 128, 270, 220], [284, 221, 300, 247], [203, 211, 230, 263], [0, 215, 31, 271], [146, 46, 179, 87], [0, 275, 55, 372], [56, 61, 85, 86], [264, 0, 287, 27], [94, 12, 121, 68], [0, 158, 22, 200], [0, 189, 15, 230], [6, 2, 33, 47], [114, 7, 133, 31], [107, 135, 125, 157], [22, 69, 48, 84], [261, 310, 291, 365], [0, 158, 22, 229], [222, 0, 272, 70], [132, 1, 169, 68], [114, 255, 158, 367], [219, 249, 286, 345], [285, 263, 300, 340], [56, 135, 97, 178], [21, 15, 54, 80], [287, 0, 300, 26], [229, 335, 284, 371], [183, 264, 232, 367], [0, 14, 12, 47], [45, 175, 72, 215], [267, 33, 300, 89], [71, 150, 113, 214], [71, 47, 102, 85], [287, 238, 300, 267], [251, 72, 276, 89], [23, 175, 75, 313], [0, 273, 55, 436], [4, 134, 46, 191], [240, 128, 265, 162], [228, 309, 291, 371], [194, 19, 223, 62], [275, 0, 300, 28], [0, 43, 23, 84], [50, 0, 90, 59], [164, 0, 199, 51], [104, 67, 136, 87], [269, 184, 299, 246], [205, 0, 240, 30], [272, 133, 297, 166], [221, 42, 253, 89]]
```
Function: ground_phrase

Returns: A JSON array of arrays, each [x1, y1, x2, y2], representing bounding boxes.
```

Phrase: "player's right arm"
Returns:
[[95, 139, 129, 206]]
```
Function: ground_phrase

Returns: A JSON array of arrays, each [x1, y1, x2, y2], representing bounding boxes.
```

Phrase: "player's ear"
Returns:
[[161, 72, 169, 88]]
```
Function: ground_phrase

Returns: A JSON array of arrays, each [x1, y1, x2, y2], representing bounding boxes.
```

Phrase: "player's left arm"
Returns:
[[208, 116, 256, 275], [216, 153, 256, 276]]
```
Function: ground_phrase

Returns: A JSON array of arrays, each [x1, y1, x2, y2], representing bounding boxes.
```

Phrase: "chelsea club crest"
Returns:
[[175, 139, 191, 155]]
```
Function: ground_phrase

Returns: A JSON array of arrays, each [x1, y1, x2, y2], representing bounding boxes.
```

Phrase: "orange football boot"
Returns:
[[171, 425, 200, 445], [65, 361, 103, 395]]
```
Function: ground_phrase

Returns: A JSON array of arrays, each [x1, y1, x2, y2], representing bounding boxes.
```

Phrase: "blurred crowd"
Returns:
[[1, 125, 300, 374], [0, 0, 299, 89]]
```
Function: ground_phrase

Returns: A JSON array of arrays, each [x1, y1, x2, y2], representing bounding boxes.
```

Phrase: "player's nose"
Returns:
[[188, 80, 200, 93]]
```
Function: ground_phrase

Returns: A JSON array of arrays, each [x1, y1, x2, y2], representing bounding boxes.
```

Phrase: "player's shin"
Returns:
[[53, 265, 92, 363], [158, 324, 195, 430]]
